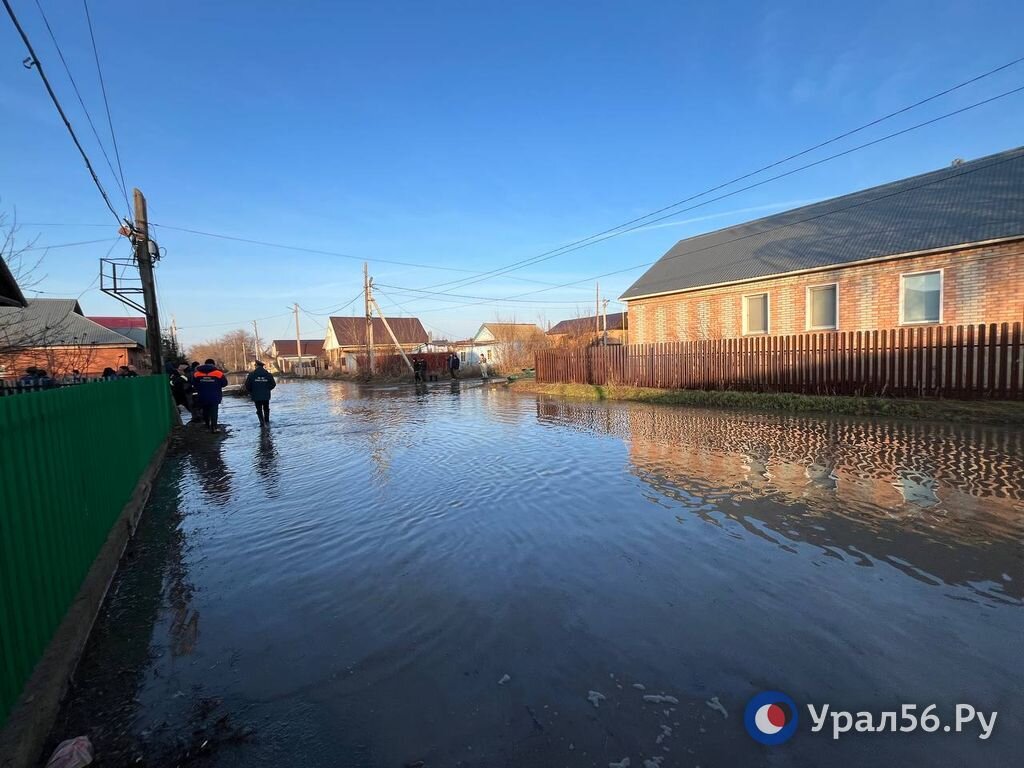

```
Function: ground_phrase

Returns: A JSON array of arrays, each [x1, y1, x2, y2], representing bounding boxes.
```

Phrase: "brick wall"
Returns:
[[0, 346, 146, 378], [626, 240, 1024, 343]]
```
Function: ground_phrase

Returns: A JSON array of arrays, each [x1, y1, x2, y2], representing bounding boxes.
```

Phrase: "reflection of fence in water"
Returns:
[[534, 398, 1024, 533], [535, 398, 1024, 598]]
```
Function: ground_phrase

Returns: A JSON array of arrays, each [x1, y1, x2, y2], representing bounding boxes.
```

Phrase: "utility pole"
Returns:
[[293, 302, 303, 376], [252, 319, 262, 369], [602, 298, 609, 346], [369, 296, 415, 374], [134, 188, 163, 373], [595, 282, 600, 340], [364, 262, 375, 374]]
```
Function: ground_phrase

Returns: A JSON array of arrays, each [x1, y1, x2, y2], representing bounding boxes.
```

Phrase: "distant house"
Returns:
[[547, 312, 628, 346], [269, 339, 325, 373], [620, 147, 1024, 343], [454, 322, 546, 369], [323, 316, 428, 372], [0, 299, 147, 378]]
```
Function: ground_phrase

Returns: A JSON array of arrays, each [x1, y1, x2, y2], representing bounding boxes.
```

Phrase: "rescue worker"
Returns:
[[193, 358, 228, 432], [244, 360, 277, 426]]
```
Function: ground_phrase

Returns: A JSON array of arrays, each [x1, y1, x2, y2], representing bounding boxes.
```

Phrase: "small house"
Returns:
[[323, 316, 428, 372], [0, 299, 147, 379], [269, 339, 325, 373], [455, 322, 546, 369], [547, 312, 628, 347]]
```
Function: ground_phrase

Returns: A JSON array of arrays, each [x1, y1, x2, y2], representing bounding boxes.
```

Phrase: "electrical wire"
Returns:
[[375, 282, 597, 305], [418, 148, 1024, 312], [147, 224, 482, 273], [406, 82, 1024, 297], [176, 311, 292, 331], [301, 290, 365, 315], [417, 59, 1024, 294], [21, 237, 116, 251], [32, 0, 129, 211], [1, 0, 124, 223], [82, 0, 129, 209]]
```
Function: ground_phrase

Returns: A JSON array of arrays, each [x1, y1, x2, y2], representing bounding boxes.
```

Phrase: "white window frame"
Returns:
[[742, 292, 770, 335], [805, 282, 839, 331], [899, 268, 943, 325]]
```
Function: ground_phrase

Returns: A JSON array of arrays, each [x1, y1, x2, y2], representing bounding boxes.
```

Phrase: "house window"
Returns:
[[742, 293, 769, 335], [900, 270, 942, 324], [460, 351, 466, 362], [806, 283, 838, 330]]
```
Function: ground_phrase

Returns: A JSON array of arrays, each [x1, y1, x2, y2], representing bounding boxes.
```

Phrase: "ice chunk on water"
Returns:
[[632, 683, 646, 691], [608, 759, 630, 768], [643, 758, 664, 768], [642, 694, 679, 705], [705, 696, 728, 718], [588, 690, 607, 708], [498, 674, 511, 685]]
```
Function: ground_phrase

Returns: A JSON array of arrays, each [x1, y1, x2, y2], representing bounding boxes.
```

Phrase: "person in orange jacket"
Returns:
[[193, 359, 228, 433]]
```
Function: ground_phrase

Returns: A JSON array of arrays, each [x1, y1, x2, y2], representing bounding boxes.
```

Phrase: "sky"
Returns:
[[1, 0, 1023, 348]]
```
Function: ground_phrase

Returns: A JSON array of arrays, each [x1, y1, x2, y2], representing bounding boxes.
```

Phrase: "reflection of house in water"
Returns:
[[534, 399, 1024, 599]]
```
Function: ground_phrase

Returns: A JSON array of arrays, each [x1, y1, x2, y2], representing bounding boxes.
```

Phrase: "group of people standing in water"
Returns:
[[167, 359, 277, 432]]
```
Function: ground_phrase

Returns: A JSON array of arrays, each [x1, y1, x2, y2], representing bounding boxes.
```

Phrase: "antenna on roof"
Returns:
[[951, 157, 965, 167]]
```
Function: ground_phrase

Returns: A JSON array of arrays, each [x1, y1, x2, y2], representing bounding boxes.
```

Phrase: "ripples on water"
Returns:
[[56, 380, 1024, 767]]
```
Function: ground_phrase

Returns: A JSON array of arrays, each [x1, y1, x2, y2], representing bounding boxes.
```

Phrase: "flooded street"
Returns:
[[51, 380, 1023, 767]]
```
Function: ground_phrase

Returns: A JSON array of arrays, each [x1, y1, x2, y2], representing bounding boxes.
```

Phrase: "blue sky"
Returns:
[[2, 0, 1023, 347]]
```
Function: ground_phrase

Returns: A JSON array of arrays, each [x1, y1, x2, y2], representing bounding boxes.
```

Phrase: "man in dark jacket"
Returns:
[[447, 351, 460, 380], [193, 359, 228, 432], [244, 361, 277, 426]]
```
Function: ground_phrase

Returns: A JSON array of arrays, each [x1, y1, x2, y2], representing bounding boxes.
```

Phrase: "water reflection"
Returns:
[[186, 431, 234, 506], [254, 430, 281, 497], [536, 399, 1024, 601]]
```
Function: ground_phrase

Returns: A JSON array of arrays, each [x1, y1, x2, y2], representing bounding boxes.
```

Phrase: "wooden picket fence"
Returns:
[[535, 322, 1024, 399]]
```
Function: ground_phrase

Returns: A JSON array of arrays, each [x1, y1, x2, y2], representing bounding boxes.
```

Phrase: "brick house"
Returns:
[[323, 316, 427, 372], [620, 147, 1024, 343], [547, 312, 628, 347], [269, 339, 325, 373], [0, 299, 147, 379]]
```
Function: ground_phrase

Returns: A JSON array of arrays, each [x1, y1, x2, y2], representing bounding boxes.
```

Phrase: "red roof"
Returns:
[[87, 315, 147, 329], [328, 316, 428, 347], [271, 339, 324, 356]]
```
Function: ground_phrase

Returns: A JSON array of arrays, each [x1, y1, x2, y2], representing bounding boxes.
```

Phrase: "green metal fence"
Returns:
[[0, 377, 174, 726]]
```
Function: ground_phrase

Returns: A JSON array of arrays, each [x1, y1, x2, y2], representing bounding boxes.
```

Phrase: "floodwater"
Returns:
[[48, 380, 1023, 767]]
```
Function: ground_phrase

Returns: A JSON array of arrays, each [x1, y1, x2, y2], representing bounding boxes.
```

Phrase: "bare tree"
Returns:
[[188, 329, 263, 371], [487, 314, 549, 372]]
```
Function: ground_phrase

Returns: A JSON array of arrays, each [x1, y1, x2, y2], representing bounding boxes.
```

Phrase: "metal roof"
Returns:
[[271, 339, 325, 356], [621, 146, 1024, 300], [328, 316, 428, 347], [548, 312, 628, 335], [0, 299, 141, 347]]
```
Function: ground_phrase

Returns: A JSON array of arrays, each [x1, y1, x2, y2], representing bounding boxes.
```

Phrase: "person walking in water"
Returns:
[[447, 351, 460, 380], [245, 360, 277, 426], [193, 359, 228, 433]]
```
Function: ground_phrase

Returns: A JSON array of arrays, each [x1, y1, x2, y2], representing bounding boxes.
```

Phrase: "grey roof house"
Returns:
[[620, 146, 1024, 344]]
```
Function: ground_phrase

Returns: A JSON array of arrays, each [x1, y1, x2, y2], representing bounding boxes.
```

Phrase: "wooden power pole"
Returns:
[[364, 262, 375, 374], [252, 319, 262, 368], [595, 282, 600, 339], [134, 188, 163, 373], [293, 302, 303, 375]]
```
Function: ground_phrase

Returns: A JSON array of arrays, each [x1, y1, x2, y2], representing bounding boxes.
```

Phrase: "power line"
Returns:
[[417, 57, 1024, 294], [300, 290, 365, 315], [405, 82, 1024, 299], [82, 0, 129, 208], [434, 149, 1024, 311], [177, 311, 292, 331], [22, 236, 116, 251], [1, 0, 124, 223], [32, 0, 129, 211], [375, 282, 597, 305], [149, 223, 482, 273]]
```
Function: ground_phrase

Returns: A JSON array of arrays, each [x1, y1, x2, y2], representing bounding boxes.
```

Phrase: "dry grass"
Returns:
[[507, 381, 1024, 426]]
